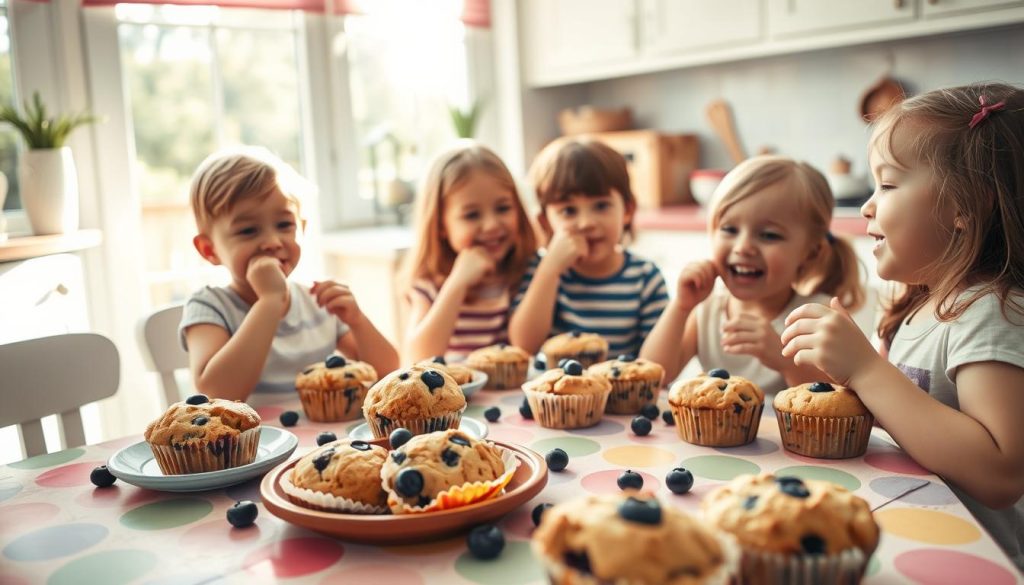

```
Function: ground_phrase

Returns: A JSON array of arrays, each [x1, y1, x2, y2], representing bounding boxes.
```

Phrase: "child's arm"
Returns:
[[721, 313, 828, 386], [186, 257, 289, 401], [782, 298, 1024, 508], [508, 229, 586, 354], [403, 248, 494, 362], [312, 280, 400, 377], [640, 260, 717, 381]]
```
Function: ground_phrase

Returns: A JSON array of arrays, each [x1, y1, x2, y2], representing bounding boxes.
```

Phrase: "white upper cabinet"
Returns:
[[921, 0, 1024, 17], [523, 0, 638, 83], [641, 0, 762, 55], [767, 0, 914, 38]]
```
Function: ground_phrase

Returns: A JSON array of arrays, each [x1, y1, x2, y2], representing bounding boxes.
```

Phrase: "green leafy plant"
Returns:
[[448, 100, 484, 139], [0, 91, 100, 149]]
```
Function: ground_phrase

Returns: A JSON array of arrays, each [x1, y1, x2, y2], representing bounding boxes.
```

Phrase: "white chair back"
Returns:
[[136, 303, 189, 408]]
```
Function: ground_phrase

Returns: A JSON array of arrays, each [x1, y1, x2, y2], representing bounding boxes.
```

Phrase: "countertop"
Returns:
[[635, 205, 870, 237], [0, 229, 103, 263]]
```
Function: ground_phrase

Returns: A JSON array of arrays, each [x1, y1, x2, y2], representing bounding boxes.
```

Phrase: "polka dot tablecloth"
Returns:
[[2, 391, 1021, 585]]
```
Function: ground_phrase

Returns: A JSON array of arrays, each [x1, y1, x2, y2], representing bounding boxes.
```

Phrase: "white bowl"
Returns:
[[690, 169, 727, 206]]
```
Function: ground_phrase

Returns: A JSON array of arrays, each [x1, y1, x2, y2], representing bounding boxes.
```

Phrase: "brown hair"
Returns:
[[401, 141, 538, 295], [189, 146, 309, 232], [528, 136, 637, 242], [709, 155, 864, 310], [872, 82, 1024, 347]]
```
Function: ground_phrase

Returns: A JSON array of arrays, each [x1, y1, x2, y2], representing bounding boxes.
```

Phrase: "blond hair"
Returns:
[[872, 82, 1024, 347], [401, 141, 538, 295], [189, 146, 310, 232], [709, 155, 864, 310]]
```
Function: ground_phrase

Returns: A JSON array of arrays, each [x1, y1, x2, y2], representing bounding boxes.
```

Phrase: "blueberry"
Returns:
[[466, 524, 505, 560], [185, 394, 209, 405], [531, 502, 554, 527], [809, 382, 835, 393], [325, 355, 346, 368], [557, 358, 571, 369], [390, 428, 414, 449], [662, 410, 675, 426], [519, 398, 533, 420], [640, 403, 659, 420], [398, 371, 410, 380], [390, 451, 406, 464], [569, 330, 581, 338], [631, 416, 652, 436], [191, 416, 209, 426], [421, 369, 445, 392], [442, 448, 460, 467], [617, 469, 644, 490], [610, 366, 621, 378], [90, 465, 116, 488], [533, 357, 546, 370], [562, 360, 583, 376], [394, 468, 424, 497], [350, 440, 371, 451], [742, 495, 759, 510], [545, 448, 569, 472], [279, 410, 299, 427], [666, 468, 694, 494], [313, 448, 335, 472], [226, 500, 258, 528], [707, 368, 730, 379], [801, 534, 827, 555], [618, 496, 661, 525], [617, 354, 635, 362], [484, 407, 501, 422], [314, 431, 336, 446], [449, 433, 471, 447], [431, 355, 447, 365], [776, 476, 811, 498]]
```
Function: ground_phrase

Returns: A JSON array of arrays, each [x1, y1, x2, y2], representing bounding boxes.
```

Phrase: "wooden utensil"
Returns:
[[706, 99, 746, 165], [860, 77, 905, 123]]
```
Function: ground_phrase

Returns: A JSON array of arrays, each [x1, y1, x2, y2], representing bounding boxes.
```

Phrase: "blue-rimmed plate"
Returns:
[[461, 369, 488, 399], [106, 427, 298, 492], [347, 416, 488, 441]]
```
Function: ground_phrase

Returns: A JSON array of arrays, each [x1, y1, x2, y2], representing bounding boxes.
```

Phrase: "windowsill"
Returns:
[[0, 229, 103, 263]]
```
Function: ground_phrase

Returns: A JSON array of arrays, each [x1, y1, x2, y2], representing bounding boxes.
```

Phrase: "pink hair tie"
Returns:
[[968, 95, 1006, 129]]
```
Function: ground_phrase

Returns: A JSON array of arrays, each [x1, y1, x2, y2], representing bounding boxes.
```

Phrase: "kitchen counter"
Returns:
[[635, 205, 869, 238]]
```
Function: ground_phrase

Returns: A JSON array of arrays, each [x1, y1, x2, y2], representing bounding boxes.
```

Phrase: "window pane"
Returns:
[[0, 9, 20, 211]]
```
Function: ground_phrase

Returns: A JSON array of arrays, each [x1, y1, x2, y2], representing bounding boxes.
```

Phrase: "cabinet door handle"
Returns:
[[34, 283, 68, 307]]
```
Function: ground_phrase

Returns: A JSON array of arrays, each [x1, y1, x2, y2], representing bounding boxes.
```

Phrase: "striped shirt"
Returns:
[[411, 278, 511, 361], [513, 251, 669, 355]]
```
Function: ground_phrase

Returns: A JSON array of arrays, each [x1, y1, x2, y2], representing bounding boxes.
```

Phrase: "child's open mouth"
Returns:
[[728, 264, 764, 280]]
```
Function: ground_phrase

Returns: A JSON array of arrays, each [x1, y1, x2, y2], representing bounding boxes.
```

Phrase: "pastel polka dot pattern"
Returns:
[[894, 549, 1019, 585], [566, 419, 626, 437], [0, 477, 23, 503], [863, 451, 931, 475], [455, 541, 545, 585], [0, 502, 60, 530], [179, 518, 266, 550], [680, 455, 760, 480], [35, 461, 106, 488], [869, 477, 958, 506], [486, 426, 535, 445], [120, 498, 213, 530], [7, 448, 84, 470], [580, 469, 661, 494], [530, 436, 601, 457], [713, 438, 779, 456], [243, 537, 344, 578], [320, 564, 425, 584], [3, 523, 108, 561], [47, 549, 158, 585], [875, 508, 982, 545], [773, 465, 861, 491], [601, 445, 676, 467]]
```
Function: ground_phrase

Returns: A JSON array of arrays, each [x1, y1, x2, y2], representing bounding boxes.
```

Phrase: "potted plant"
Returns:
[[447, 99, 484, 139], [0, 92, 99, 235]]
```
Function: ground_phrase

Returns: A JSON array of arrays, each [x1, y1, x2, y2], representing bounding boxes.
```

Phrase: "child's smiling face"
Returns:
[[441, 170, 520, 263], [544, 190, 632, 273]]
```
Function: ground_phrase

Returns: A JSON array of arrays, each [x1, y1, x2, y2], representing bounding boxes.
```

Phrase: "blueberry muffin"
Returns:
[[379, 429, 507, 513], [362, 365, 466, 439], [774, 382, 874, 459], [532, 492, 738, 584], [416, 355, 474, 385], [667, 369, 764, 447], [541, 331, 609, 369], [284, 439, 388, 513], [522, 359, 612, 429], [702, 473, 879, 584], [465, 343, 530, 390], [295, 354, 378, 422], [588, 354, 665, 414], [144, 394, 261, 475]]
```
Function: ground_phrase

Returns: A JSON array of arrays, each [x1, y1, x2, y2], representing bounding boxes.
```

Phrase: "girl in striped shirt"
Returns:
[[401, 141, 537, 362]]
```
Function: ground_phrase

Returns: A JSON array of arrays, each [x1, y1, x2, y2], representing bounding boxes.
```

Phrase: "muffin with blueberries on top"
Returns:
[[667, 368, 764, 447], [416, 355, 474, 385], [465, 343, 530, 390], [588, 354, 665, 414], [773, 382, 873, 459], [522, 359, 612, 429], [541, 331, 609, 370], [144, 394, 261, 475], [362, 364, 466, 439], [283, 438, 389, 514], [295, 354, 378, 422]]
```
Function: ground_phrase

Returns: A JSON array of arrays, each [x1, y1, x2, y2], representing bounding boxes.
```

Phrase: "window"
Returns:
[[0, 0, 20, 212]]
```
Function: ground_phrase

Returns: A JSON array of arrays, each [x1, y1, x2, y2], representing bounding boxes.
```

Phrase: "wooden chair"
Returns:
[[136, 303, 189, 408], [0, 333, 120, 458]]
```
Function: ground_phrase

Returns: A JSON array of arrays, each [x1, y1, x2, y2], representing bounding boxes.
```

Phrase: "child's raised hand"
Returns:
[[247, 256, 288, 302], [545, 227, 588, 270], [311, 280, 364, 324], [449, 247, 495, 289], [721, 312, 785, 370], [675, 260, 718, 311], [781, 297, 880, 386]]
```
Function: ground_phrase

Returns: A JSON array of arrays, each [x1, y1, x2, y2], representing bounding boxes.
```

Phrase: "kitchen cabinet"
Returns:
[[921, 0, 1024, 17], [767, 0, 914, 38], [0, 253, 90, 344], [641, 0, 761, 55], [522, 0, 638, 83]]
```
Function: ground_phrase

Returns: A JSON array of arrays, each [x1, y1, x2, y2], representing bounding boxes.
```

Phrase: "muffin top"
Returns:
[[290, 439, 388, 507], [541, 331, 609, 356], [523, 360, 613, 396], [465, 343, 531, 365], [363, 365, 466, 422], [589, 354, 665, 384], [533, 492, 727, 585], [668, 369, 764, 410], [702, 473, 880, 557], [295, 354, 378, 391], [144, 394, 261, 446], [416, 356, 474, 385], [379, 429, 505, 510], [773, 382, 870, 417]]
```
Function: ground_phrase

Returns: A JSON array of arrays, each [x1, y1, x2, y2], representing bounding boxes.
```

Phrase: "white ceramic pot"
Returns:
[[20, 147, 79, 235]]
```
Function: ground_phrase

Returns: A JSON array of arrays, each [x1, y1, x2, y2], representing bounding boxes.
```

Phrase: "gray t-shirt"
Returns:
[[889, 290, 1024, 569], [178, 281, 350, 393]]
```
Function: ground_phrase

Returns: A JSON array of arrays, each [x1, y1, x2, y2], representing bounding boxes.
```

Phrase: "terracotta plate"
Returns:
[[260, 439, 548, 544]]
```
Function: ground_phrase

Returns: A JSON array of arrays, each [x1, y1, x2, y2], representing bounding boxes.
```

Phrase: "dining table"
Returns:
[[1, 384, 1021, 585]]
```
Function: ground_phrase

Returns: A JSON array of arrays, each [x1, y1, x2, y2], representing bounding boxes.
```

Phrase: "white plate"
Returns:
[[461, 369, 488, 399], [347, 416, 488, 441], [106, 427, 298, 492]]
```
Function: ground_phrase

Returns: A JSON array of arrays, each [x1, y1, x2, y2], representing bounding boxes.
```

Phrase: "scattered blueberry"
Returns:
[[89, 465, 116, 488], [666, 468, 694, 494], [431, 355, 447, 365], [532, 502, 554, 527], [631, 416, 652, 436], [395, 468, 425, 497], [640, 403, 660, 420], [617, 354, 635, 362], [421, 370, 445, 392], [533, 357, 546, 370], [563, 360, 583, 376], [776, 476, 811, 498], [484, 406, 501, 422], [466, 524, 505, 560], [801, 534, 827, 555], [519, 398, 533, 420], [618, 496, 662, 525], [279, 410, 299, 427], [809, 382, 835, 393], [707, 368, 730, 379], [617, 469, 644, 490], [662, 410, 675, 426], [390, 428, 414, 449], [315, 431, 337, 446], [325, 355, 346, 368], [185, 394, 209, 405], [545, 448, 569, 472], [226, 500, 258, 528]]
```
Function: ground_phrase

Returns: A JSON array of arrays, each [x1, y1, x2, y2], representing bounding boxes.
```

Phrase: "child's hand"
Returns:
[[722, 313, 786, 370], [545, 228, 588, 270], [781, 297, 880, 386], [675, 260, 718, 311], [449, 247, 495, 289], [247, 256, 288, 302], [311, 280, 363, 324]]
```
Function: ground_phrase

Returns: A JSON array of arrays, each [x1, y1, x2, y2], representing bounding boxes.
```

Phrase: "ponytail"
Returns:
[[796, 233, 865, 311]]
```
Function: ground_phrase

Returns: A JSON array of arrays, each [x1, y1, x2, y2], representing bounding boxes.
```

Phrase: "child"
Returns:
[[401, 141, 537, 362], [509, 137, 669, 357], [641, 156, 863, 393], [780, 83, 1024, 569], [180, 146, 399, 400]]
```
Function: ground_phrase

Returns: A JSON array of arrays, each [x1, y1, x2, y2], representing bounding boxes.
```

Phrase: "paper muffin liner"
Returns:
[[604, 378, 660, 414], [739, 546, 868, 585], [150, 426, 261, 475], [296, 382, 370, 423], [471, 361, 528, 391], [523, 387, 611, 430], [387, 446, 519, 515], [775, 412, 874, 459], [366, 407, 465, 440], [543, 349, 608, 370], [671, 404, 763, 447], [279, 468, 389, 515]]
